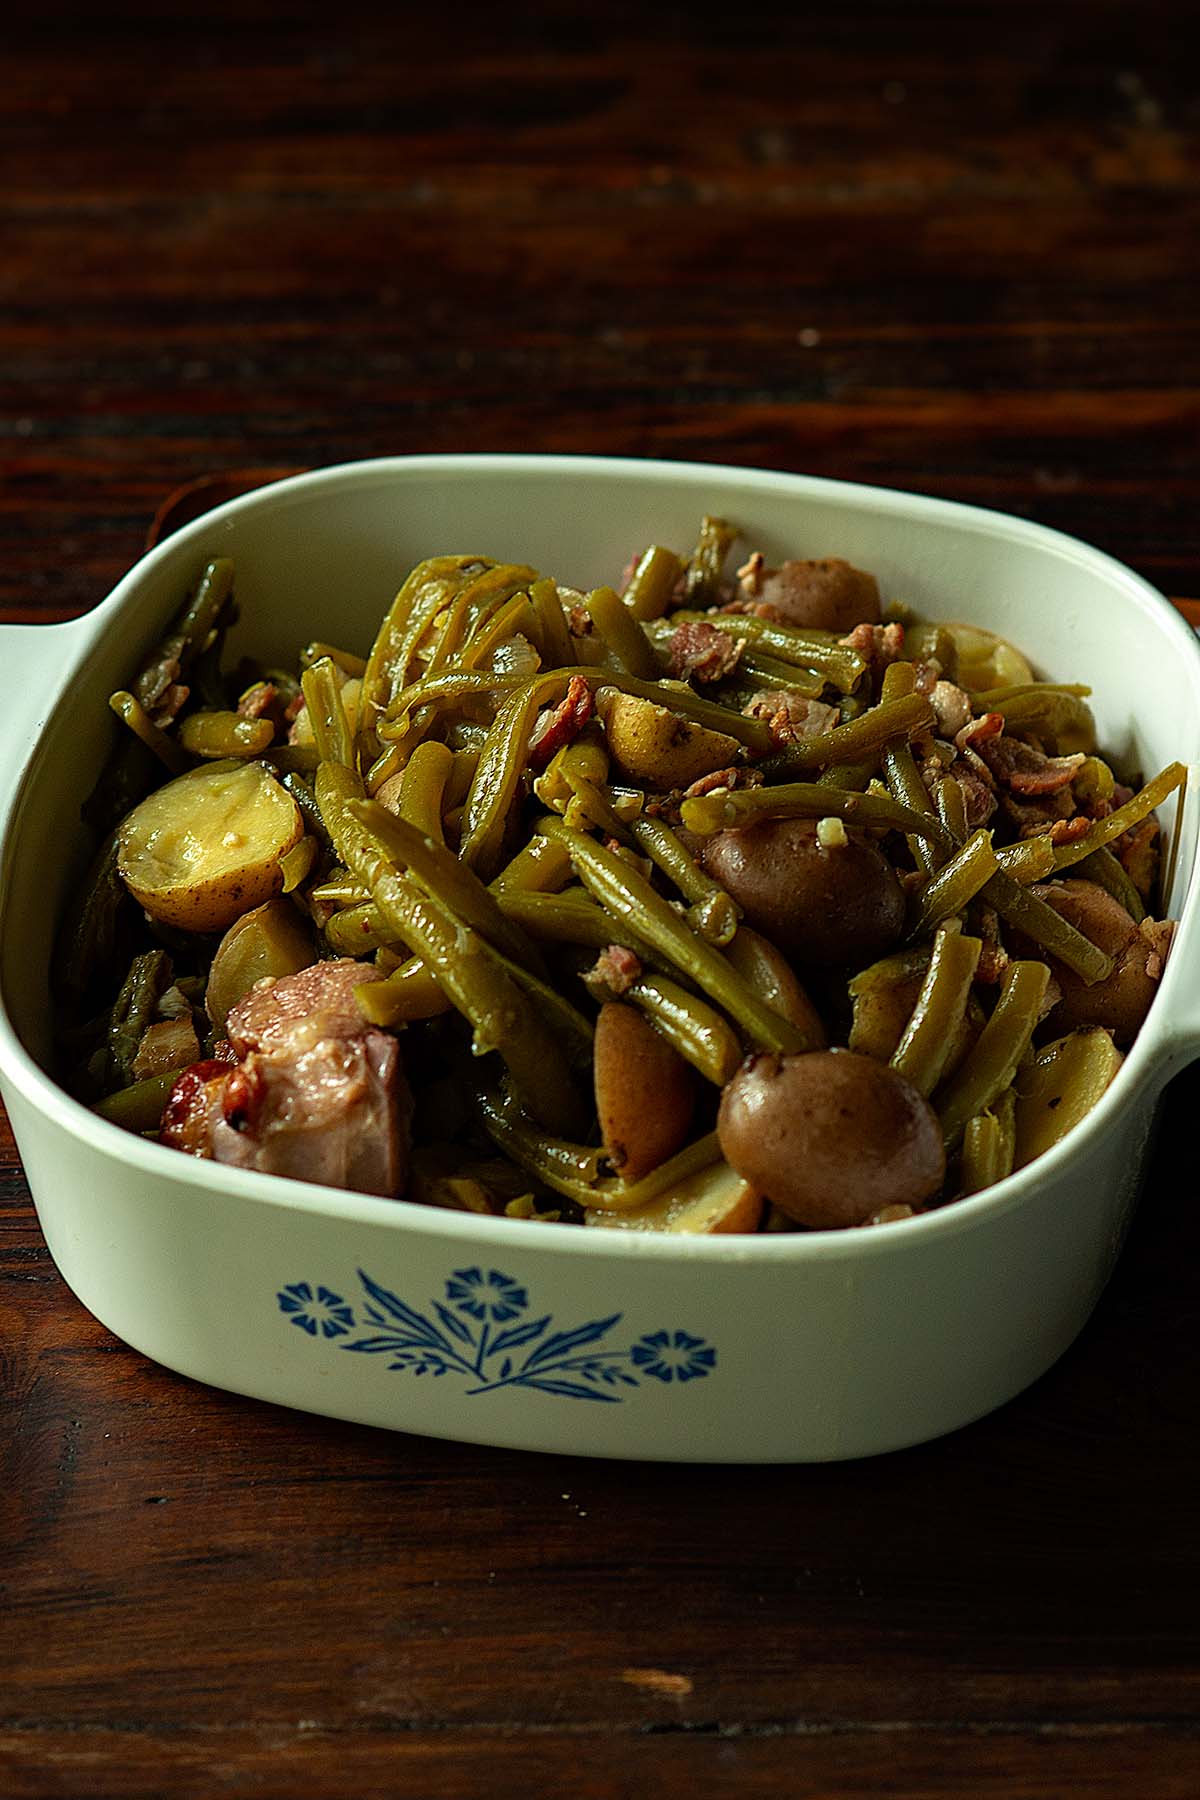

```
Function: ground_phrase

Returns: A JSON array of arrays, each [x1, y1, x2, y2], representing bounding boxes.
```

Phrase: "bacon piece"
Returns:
[[979, 736, 1086, 798], [527, 675, 594, 770], [132, 1016, 201, 1082], [1023, 815, 1092, 846], [1114, 817, 1160, 900], [237, 680, 280, 722], [587, 944, 644, 998], [742, 691, 839, 748], [683, 765, 764, 799], [668, 620, 744, 684], [159, 1048, 240, 1158]]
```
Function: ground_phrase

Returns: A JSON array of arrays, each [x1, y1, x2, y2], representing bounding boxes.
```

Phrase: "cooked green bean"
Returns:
[[680, 780, 954, 850], [662, 610, 866, 693], [960, 1088, 1016, 1195], [910, 830, 999, 936], [936, 960, 1051, 1148], [278, 771, 331, 847], [493, 887, 668, 971], [397, 740, 454, 844], [354, 958, 451, 1026], [543, 822, 815, 1054], [982, 867, 1113, 984], [994, 835, 1056, 885], [621, 975, 743, 1085], [530, 576, 576, 670], [1049, 762, 1186, 873], [300, 658, 355, 769], [683, 514, 737, 607], [622, 545, 684, 620], [177, 710, 274, 759], [735, 649, 829, 699], [109, 691, 191, 775], [972, 683, 1095, 750], [627, 814, 741, 945], [1072, 845, 1146, 922], [107, 949, 172, 1087], [759, 692, 938, 781], [301, 641, 367, 676], [58, 831, 127, 1001], [585, 585, 661, 680], [934, 775, 968, 843], [358, 556, 491, 748], [891, 926, 982, 1096], [460, 672, 574, 877], [490, 833, 574, 895], [94, 1066, 187, 1132], [884, 742, 939, 876]]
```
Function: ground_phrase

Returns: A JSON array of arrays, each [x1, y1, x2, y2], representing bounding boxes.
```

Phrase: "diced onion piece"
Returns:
[[117, 761, 304, 932]]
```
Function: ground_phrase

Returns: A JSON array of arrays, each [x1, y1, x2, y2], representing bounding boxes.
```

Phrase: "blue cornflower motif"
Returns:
[[629, 1329, 716, 1384], [277, 1282, 355, 1339], [445, 1267, 528, 1323]]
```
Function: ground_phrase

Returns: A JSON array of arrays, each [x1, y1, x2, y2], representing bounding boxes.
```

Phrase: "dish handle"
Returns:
[[0, 614, 100, 819]]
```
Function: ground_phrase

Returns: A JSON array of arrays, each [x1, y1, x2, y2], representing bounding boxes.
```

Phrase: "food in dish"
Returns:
[[58, 522, 1183, 1233]]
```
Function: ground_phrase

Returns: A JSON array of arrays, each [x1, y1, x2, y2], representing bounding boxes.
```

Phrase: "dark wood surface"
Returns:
[[3, 7, 1199, 1795]]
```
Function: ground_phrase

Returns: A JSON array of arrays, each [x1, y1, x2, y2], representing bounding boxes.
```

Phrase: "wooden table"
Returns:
[[3, 7, 1199, 1795]]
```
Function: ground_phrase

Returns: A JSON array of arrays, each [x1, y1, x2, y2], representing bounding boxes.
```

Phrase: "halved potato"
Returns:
[[204, 896, 317, 1033], [1014, 1028, 1123, 1169], [585, 1158, 762, 1234], [941, 621, 1034, 692], [118, 760, 304, 933], [600, 690, 740, 788]]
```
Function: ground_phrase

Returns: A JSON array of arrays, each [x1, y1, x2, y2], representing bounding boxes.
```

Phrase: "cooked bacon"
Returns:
[[1021, 815, 1092, 846], [978, 735, 1086, 798], [159, 1048, 240, 1158], [929, 680, 973, 739], [237, 680, 280, 722], [132, 1016, 201, 1082], [527, 675, 594, 770], [742, 691, 839, 747], [668, 620, 744, 684], [683, 765, 764, 799], [735, 550, 765, 594], [1114, 817, 1160, 899], [587, 944, 643, 997]]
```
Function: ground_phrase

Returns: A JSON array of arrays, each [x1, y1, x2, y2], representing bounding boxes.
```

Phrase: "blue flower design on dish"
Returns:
[[278, 1269, 717, 1404], [630, 1329, 718, 1383], [276, 1281, 355, 1339], [444, 1267, 529, 1323]]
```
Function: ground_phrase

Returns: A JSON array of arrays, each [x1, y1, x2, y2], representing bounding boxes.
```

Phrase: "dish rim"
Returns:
[[2, 449, 1198, 1264]]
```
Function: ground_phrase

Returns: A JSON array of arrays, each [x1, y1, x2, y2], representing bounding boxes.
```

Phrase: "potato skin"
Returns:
[[594, 1002, 694, 1182], [1031, 878, 1166, 1046], [750, 558, 880, 633], [702, 819, 905, 965], [717, 1049, 945, 1229], [602, 691, 741, 789]]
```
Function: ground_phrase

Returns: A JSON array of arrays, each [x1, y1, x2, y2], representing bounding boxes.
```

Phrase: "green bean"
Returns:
[[910, 830, 999, 936], [891, 926, 982, 1096], [358, 556, 487, 745], [108, 949, 172, 1087], [973, 683, 1096, 751], [94, 1067, 183, 1133], [981, 867, 1113, 984], [884, 742, 939, 875], [1049, 762, 1186, 874], [57, 832, 127, 1001], [300, 659, 355, 769], [317, 765, 584, 1135], [736, 650, 828, 698], [627, 814, 740, 944], [544, 822, 815, 1053], [347, 800, 548, 978], [881, 660, 917, 702], [1072, 845, 1146, 923], [279, 771, 332, 847], [177, 710, 274, 759], [622, 976, 743, 1085], [663, 611, 866, 693], [762, 692, 937, 777], [934, 775, 968, 844], [994, 836, 1056, 885], [458, 591, 536, 671], [460, 672, 574, 877], [355, 958, 451, 1025], [622, 545, 684, 620], [474, 1082, 722, 1210], [301, 641, 367, 676], [108, 691, 191, 775], [680, 780, 954, 851], [491, 833, 574, 895], [530, 576, 576, 669], [323, 902, 392, 956], [960, 1089, 1016, 1195], [493, 888, 669, 972], [585, 585, 661, 680], [397, 740, 454, 844], [683, 515, 737, 607], [936, 960, 1051, 1148], [133, 557, 235, 714], [261, 743, 319, 775]]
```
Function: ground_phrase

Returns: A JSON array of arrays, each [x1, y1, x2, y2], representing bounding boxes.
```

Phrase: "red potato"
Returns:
[[702, 818, 906, 966], [593, 1002, 695, 1183], [740, 558, 881, 633], [1029, 879, 1172, 1047], [717, 1049, 945, 1229]]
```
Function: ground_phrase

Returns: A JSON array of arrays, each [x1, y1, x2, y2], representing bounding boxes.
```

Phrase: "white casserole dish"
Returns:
[[2, 454, 1198, 1462]]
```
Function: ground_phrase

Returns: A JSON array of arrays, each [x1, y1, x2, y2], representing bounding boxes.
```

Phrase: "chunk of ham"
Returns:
[[161, 959, 411, 1198]]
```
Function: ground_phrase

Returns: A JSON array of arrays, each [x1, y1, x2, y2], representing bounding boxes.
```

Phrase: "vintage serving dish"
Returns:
[[2, 454, 1198, 1462]]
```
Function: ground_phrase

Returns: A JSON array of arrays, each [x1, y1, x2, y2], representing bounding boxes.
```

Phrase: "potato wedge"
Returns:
[[593, 1001, 694, 1183], [601, 690, 740, 788], [205, 896, 317, 1033], [1014, 1028, 1123, 1169], [585, 1158, 762, 1234], [118, 761, 304, 932]]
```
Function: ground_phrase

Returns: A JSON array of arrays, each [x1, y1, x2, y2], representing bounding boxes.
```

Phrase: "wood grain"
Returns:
[[3, 4, 1200, 1795]]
